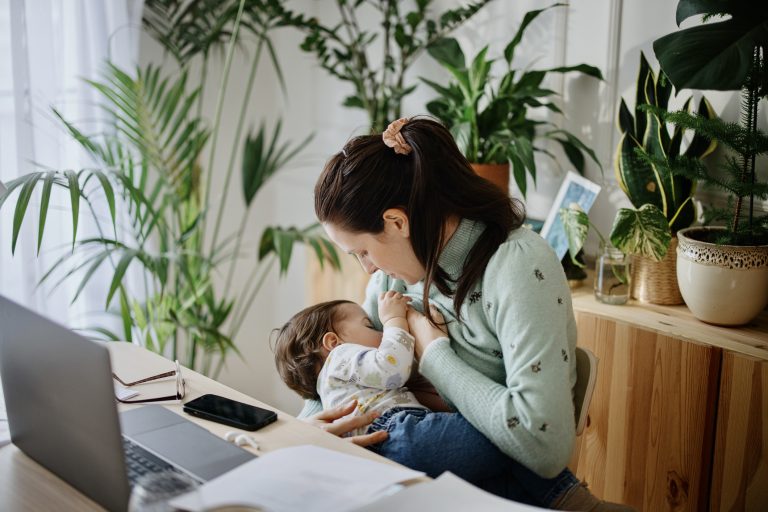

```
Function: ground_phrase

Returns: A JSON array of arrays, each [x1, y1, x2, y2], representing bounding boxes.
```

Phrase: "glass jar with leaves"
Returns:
[[421, 3, 602, 196], [652, 0, 768, 325], [0, 1, 339, 376]]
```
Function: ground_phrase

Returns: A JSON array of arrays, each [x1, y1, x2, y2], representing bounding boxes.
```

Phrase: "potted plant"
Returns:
[[0, 1, 339, 375], [559, 52, 716, 305], [652, 0, 768, 325], [422, 3, 602, 196], [613, 52, 716, 304], [287, 0, 492, 133]]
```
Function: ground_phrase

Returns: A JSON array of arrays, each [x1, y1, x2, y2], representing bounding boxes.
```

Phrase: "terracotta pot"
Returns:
[[677, 226, 768, 326], [470, 163, 510, 193], [630, 237, 684, 305]]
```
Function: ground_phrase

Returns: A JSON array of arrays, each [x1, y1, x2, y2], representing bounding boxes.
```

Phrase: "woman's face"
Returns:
[[323, 210, 426, 284]]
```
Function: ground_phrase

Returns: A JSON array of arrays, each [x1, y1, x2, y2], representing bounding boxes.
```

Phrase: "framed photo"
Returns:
[[540, 171, 602, 260]]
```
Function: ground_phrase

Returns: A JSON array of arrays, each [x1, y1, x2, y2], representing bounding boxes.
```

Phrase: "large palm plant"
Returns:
[[0, 0, 339, 376]]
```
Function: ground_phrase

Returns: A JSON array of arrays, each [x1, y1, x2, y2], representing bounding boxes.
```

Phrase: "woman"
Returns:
[[302, 117, 631, 511]]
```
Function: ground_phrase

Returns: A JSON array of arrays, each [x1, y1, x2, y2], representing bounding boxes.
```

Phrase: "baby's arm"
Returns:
[[378, 290, 409, 332]]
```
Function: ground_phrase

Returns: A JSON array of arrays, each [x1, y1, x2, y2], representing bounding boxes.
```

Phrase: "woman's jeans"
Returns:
[[366, 407, 578, 507]]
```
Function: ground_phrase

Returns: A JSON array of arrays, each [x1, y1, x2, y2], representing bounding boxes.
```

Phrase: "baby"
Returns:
[[273, 291, 440, 436]]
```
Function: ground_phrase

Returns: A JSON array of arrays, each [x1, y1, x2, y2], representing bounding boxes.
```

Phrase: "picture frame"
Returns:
[[540, 171, 602, 260]]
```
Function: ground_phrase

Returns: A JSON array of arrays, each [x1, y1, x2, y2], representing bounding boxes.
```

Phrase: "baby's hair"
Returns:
[[272, 300, 354, 399]]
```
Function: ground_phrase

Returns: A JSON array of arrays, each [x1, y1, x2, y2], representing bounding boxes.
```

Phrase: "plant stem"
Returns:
[[208, 37, 265, 255], [223, 211, 249, 296], [202, 0, 247, 238], [230, 255, 276, 338]]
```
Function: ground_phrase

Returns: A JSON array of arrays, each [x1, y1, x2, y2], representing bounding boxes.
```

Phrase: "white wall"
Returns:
[[140, 0, 762, 414]]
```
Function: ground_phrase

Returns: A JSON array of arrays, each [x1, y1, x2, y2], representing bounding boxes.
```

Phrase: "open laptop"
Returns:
[[0, 295, 255, 511]]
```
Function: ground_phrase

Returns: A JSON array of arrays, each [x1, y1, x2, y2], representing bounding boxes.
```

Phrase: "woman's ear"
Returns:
[[382, 208, 410, 238], [321, 332, 341, 352]]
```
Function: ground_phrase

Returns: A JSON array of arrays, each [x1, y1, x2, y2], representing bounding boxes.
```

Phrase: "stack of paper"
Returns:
[[171, 445, 424, 512], [355, 472, 549, 511]]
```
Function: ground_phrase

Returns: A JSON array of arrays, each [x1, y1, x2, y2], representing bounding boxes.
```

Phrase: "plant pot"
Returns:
[[470, 163, 509, 193], [677, 226, 768, 326], [630, 237, 684, 305]]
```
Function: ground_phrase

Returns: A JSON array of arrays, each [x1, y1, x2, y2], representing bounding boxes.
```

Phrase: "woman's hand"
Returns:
[[302, 400, 388, 447], [407, 306, 448, 359]]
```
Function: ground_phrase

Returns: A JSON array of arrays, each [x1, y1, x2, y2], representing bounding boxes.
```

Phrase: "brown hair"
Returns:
[[272, 300, 352, 399], [314, 117, 525, 321]]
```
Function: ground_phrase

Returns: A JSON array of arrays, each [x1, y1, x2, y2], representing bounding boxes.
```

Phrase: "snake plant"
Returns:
[[561, 52, 717, 264], [611, 51, 717, 260]]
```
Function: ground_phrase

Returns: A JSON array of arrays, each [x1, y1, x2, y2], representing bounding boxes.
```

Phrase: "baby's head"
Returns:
[[273, 300, 384, 399]]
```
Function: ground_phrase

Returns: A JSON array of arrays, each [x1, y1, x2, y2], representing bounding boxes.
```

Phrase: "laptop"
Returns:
[[0, 295, 255, 511]]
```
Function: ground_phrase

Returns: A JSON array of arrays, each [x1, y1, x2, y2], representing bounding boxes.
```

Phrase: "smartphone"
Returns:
[[183, 394, 278, 431]]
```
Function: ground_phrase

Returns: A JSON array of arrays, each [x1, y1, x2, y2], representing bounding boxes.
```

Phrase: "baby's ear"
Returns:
[[321, 332, 341, 352]]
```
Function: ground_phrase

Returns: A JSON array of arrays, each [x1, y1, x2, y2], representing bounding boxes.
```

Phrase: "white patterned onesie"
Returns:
[[317, 326, 429, 436]]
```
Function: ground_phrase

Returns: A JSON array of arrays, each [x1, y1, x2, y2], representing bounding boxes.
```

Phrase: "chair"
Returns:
[[573, 346, 598, 436]]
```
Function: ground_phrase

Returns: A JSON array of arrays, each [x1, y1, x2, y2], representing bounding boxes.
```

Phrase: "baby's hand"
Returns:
[[407, 305, 448, 359], [378, 291, 410, 327]]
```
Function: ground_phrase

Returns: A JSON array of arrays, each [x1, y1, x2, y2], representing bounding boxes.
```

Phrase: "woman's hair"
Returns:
[[272, 300, 353, 400], [314, 116, 525, 321]]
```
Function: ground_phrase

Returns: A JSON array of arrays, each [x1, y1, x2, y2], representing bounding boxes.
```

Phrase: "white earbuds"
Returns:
[[224, 431, 260, 452]]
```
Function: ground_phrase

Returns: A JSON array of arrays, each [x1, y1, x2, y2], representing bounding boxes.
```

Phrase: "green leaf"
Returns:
[[617, 98, 634, 136], [426, 37, 465, 70], [37, 172, 55, 255], [65, 170, 80, 249], [12, 173, 44, 255], [559, 205, 590, 267], [653, 17, 767, 91], [91, 171, 116, 232], [118, 288, 133, 342], [106, 250, 138, 308], [609, 204, 672, 261], [71, 250, 111, 304], [545, 63, 603, 80], [504, 4, 564, 65]]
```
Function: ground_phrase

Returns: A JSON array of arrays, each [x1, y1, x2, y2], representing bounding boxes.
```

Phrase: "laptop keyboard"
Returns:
[[122, 437, 188, 486]]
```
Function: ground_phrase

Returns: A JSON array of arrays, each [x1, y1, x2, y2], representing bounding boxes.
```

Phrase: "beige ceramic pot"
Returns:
[[677, 226, 768, 326]]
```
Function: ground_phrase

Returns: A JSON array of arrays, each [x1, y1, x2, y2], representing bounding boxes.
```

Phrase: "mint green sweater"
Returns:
[[300, 219, 577, 477]]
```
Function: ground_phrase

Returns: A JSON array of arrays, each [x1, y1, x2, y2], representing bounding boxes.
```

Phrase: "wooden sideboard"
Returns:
[[568, 283, 768, 511]]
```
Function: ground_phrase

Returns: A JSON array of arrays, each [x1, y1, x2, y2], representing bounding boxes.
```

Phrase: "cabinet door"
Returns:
[[570, 312, 720, 511], [711, 352, 768, 511]]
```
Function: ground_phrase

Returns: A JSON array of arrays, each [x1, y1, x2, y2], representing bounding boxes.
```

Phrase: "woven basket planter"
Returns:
[[630, 237, 684, 305]]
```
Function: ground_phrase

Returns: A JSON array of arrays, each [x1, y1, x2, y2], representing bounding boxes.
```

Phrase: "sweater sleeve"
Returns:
[[419, 237, 577, 477], [297, 399, 323, 418]]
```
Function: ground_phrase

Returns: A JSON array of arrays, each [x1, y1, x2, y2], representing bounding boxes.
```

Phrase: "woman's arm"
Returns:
[[418, 239, 577, 478]]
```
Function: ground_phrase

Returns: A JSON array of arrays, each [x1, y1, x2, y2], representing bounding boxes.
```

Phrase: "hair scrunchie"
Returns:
[[382, 118, 413, 155]]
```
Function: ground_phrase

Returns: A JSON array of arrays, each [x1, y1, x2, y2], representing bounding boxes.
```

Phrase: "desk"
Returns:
[[0, 342, 395, 511]]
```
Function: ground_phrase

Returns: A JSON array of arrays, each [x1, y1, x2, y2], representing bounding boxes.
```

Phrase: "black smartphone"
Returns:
[[183, 394, 278, 431]]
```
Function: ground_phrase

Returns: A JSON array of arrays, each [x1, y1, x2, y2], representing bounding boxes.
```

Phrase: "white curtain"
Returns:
[[0, 0, 143, 327]]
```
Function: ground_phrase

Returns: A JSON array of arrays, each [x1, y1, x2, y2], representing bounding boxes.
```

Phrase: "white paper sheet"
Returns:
[[171, 444, 424, 512], [114, 383, 138, 401], [354, 472, 549, 512]]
